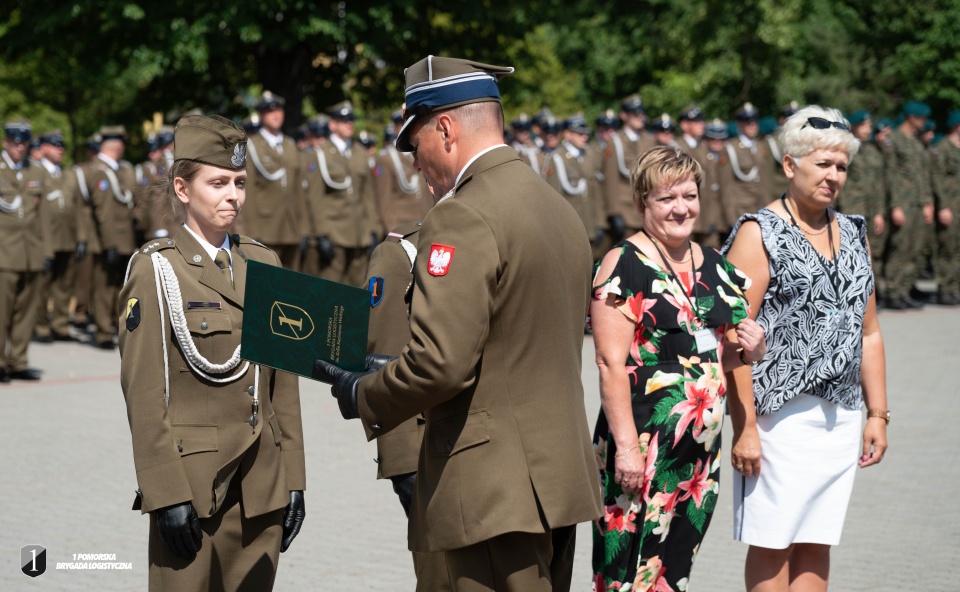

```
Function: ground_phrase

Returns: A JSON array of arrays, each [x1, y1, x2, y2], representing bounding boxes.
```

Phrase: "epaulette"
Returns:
[[139, 238, 177, 254], [385, 221, 423, 242], [236, 235, 269, 249]]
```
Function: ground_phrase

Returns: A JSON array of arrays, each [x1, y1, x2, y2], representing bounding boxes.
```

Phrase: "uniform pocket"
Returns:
[[171, 424, 219, 456], [428, 409, 490, 458], [185, 309, 233, 363], [268, 414, 283, 446]]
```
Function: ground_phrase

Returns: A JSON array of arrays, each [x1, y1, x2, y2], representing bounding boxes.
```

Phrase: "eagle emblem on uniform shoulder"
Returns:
[[231, 143, 247, 168], [428, 244, 455, 277]]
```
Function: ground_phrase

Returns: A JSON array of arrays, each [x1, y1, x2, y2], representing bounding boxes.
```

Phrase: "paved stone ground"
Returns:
[[2, 306, 957, 591]]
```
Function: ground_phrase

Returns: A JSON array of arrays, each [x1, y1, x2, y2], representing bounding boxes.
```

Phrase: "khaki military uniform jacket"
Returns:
[[718, 137, 771, 227], [86, 155, 137, 255], [373, 146, 432, 233], [303, 142, 379, 247], [692, 145, 726, 235], [0, 154, 47, 271], [357, 146, 602, 553], [240, 132, 309, 245], [512, 143, 542, 172], [602, 128, 655, 228], [886, 129, 928, 211], [765, 135, 789, 200], [841, 142, 884, 219], [135, 158, 176, 239], [119, 228, 306, 519], [37, 160, 78, 255], [544, 142, 595, 234], [71, 161, 100, 252], [367, 222, 424, 479]]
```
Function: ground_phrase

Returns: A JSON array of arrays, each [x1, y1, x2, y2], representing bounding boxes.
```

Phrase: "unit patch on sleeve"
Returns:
[[125, 298, 141, 332], [369, 276, 384, 307], [428, 244, 455, 277]]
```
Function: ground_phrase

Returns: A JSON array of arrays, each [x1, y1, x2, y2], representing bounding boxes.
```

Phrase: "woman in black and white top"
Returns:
[[723, 105, 888, 592]]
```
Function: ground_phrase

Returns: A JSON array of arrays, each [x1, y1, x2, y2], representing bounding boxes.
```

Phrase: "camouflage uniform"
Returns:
[[932, 138, 960, 302]]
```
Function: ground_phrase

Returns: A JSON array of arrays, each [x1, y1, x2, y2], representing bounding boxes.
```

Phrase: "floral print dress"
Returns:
[[591, 242, 751, 592]]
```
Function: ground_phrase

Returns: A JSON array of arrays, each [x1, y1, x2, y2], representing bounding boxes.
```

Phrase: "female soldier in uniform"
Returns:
[[119, 114, 306, 591]]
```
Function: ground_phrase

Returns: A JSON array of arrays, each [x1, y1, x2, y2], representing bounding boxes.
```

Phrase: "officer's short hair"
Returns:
[[630, 146, 703, 213], [778, 105, 860, 162]]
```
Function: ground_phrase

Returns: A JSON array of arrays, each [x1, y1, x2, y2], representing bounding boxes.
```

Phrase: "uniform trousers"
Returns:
[[443, 525, 576, 592], [937, 218, 960, 295], [414, 550, 453, 592], [34, 251, 76, 338], [92, 254, 127, 345], [318, 246, 369, 288], [148, 479, 284, 592], [0, 269, 39, 371], [73, 251, 94, 321], [883, 205, 923, 299]]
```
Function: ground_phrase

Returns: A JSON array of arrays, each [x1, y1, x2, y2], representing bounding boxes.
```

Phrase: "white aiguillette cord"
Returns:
[[142, 252, 255, 424]]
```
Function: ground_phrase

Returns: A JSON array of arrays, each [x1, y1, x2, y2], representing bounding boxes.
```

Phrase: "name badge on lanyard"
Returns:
[[693, 328, 718, 353], [826, 309, 853, 333]]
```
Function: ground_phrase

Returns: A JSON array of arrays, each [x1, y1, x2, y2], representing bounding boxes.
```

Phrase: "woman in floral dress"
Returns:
[[591, 146, 766, 592]]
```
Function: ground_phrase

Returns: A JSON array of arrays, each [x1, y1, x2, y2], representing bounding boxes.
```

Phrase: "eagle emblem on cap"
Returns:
[[231, 143, 246, 167]]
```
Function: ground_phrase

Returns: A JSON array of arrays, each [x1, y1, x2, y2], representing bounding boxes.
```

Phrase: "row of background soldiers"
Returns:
[[2, 93, 958, 379], [511, 96, 960, 309]]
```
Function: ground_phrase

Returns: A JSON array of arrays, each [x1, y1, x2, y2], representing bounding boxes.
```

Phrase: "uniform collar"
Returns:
[[330, 133, 351, 156], [563, 140, 581, 158], [40, 158, 60, 175], [174, 227, 243, 306], [259, 128, 284, 150], [181, 223, 231, 266], [623, 127, 640, 142], [683, 135, 698, 149], [738, 134, 754, 149], [97, 153, 120, 171], [1, 150, 22, 170]]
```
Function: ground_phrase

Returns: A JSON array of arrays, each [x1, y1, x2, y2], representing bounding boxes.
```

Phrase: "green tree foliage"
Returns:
[[2, 0, 959, 161]]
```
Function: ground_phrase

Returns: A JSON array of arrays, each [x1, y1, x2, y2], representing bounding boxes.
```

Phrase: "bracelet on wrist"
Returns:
[[614, 445, 639, 459]]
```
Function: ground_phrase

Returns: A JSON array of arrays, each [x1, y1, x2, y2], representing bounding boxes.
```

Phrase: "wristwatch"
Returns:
[[866, 409, 890, 425]]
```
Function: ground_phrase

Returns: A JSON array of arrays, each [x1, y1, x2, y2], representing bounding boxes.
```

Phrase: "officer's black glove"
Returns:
[[76, 242, 87, 261], [105, 247, 119, 267], [43, 258, 53, 273], [298, 236, 309, 255], [313, 354, 396, 419], [593, 228, 605, 247], [280, 490, 305, 553], [316, 235, 336, 265], [390, 472, 417, 518], [607, 214, 627, 241], [156, 501, 202, 561], [367, 232, 379, 257]]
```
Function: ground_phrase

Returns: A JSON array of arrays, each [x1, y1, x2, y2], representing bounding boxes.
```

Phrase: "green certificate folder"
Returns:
[[241, 260, 370, 376]]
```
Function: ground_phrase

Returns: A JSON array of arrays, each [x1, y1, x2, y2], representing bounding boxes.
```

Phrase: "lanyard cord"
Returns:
[[780, 194, 841, 299], [640, 230, 703, 325]]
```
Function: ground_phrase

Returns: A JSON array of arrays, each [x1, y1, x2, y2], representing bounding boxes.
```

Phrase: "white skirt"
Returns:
[[733, 393, 861, 549]]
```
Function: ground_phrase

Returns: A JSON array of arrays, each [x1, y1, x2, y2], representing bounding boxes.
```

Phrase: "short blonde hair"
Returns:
[[778, 105, 861, 161], [631, 145, 703, 213]]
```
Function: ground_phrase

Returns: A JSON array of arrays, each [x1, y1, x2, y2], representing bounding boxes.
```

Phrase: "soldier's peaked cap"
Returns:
[[174, 114, 247, 171], [255, 91, 285, 112], [4, 121, 32, 143], [99, 125, 127, 141], [620, 95, 645, 114], [395, 55, 514, 152], [327, 100, 356, 121]]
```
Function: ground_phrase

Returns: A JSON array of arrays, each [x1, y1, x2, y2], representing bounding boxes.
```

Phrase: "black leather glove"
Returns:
[[298, 236, 309, 255], [593, 228, 605, 247], [76, 242, 87, 261], [105, 247, 119, 267], [367, 232, 379, 257], [313, 354, 396, 419], [43, 258, 53, 273], [607, 214, 627, 241], [390, 472, 417, 518], [156, 501, 202, 561], [280, 490, 305, 553], [316, 235, 336, 265]]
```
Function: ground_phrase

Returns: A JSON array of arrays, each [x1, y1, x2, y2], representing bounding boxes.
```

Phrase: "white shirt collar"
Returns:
[[2, 150, 21, 170], [563, 140, 581, 158], [97, 153, 120, 170], [182, 224, 231, 268], [259, 128, 284, 149], [437, 144, 507, 204], [683, 135, 698, 149], [623, 127, 640, 142], [739, 134, 754, 149], [330, 134, 350, 156], [40, 158, 60, 175]]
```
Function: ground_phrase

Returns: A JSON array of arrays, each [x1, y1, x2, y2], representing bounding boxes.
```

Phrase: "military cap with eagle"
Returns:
[[395, 55, 514, 152], [174, 114, 247, 170]]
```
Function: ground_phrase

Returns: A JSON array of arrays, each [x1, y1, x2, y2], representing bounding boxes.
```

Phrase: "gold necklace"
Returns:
[[783, 196, 830, 236]]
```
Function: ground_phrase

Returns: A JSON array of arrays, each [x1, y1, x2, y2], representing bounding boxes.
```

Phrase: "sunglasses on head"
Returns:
[[801, 117, 850, 132]]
